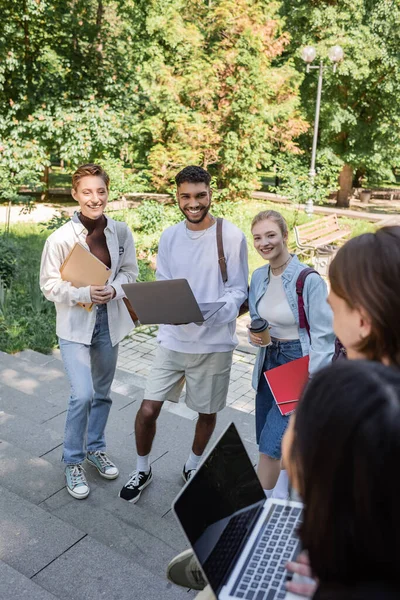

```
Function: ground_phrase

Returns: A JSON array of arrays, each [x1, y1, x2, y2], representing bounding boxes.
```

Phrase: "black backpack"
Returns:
[[296, 268, 347, 362]]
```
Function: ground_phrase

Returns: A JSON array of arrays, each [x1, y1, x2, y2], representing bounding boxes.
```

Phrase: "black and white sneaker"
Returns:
[[182, 466, 196, 484], [119, 468, 153, 503]]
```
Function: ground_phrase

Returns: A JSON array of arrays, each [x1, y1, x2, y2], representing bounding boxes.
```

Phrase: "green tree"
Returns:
[[122, 0, 307, 198], [280, 0, 400, 206]]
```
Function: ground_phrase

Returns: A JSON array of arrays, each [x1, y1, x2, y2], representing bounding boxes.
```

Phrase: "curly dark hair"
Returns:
[[175, 165, 211, 187]]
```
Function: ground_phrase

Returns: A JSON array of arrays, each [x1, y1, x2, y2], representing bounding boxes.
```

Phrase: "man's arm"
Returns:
[[203, 232, 248, 327], [155, 232, 172, 281]]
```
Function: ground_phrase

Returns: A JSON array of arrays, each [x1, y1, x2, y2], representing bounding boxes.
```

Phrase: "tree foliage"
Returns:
[[0, 0, 306, 201], [280, 0, 400, 204]]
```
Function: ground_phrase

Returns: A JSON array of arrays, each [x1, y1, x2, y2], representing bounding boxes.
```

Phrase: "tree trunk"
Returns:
[[96, 0, 104, 59], [336, 164, 353, 208]]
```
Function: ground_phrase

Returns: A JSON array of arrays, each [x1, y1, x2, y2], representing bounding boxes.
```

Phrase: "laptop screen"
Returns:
[[173, 423, 265, 595]]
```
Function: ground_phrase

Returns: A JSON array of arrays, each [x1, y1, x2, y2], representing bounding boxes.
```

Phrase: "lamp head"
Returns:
[[328, 45, 344, 63], [301, 46, 317, 64]]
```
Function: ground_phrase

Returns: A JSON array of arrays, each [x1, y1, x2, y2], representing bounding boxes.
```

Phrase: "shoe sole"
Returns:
[[119, 472, 153, 503], [66, 485, 90, 500], [166, 549, 206, 591], [182, 472, 188, 484], [86, 458, 119, 480]]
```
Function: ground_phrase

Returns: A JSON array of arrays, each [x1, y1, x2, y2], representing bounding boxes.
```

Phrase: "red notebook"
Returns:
[[264, 355, 310, 416]]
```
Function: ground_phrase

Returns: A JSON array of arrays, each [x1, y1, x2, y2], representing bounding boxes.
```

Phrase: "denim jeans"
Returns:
[[255, 339, 303, 459], [59, 305, 119, 464]]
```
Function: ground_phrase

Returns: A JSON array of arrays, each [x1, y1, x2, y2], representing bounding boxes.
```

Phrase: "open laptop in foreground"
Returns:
[[122, 279, 225, 325], [172, 423, 307, 600]]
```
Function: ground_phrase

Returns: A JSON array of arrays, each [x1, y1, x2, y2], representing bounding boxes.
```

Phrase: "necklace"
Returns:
[[271, 255, 291, 274], [185, 216, 215, 240]]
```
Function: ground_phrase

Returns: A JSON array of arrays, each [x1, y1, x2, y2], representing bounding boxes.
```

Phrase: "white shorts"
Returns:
[[144, 345, 233, 414]]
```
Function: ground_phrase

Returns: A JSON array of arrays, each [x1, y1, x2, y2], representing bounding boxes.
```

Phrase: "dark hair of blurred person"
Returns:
[[328, 226, 400, 367], [283, 360, 400, 599]]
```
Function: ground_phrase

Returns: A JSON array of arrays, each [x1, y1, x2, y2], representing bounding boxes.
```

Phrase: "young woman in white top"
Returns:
[[248, 210, 334, 499], [40, 163, 138, 500]]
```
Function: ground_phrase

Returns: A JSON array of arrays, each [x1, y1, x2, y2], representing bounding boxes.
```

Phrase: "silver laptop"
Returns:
[[172, 423, 307, 600], [122, 279, 225, 325]]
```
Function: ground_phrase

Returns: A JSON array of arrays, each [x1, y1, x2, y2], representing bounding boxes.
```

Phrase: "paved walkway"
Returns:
[[117, 316, 257, 418], [0, 342, 259, 600]]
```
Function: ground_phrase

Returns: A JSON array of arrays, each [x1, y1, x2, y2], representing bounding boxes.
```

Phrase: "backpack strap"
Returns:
[[296, 268, 319, 336], [216, 217, 228, 283]]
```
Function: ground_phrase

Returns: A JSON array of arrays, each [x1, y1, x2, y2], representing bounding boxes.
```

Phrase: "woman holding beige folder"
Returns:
[[40, 163, 138, 499]]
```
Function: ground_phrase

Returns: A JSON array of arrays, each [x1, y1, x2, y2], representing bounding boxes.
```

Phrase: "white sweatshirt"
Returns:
[[156, 219, 248, 353]]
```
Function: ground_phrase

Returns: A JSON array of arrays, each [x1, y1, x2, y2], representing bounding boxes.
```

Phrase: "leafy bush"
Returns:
[[41, 210, 70, 232], [274, 151, 343, 205], [0, 225, 57, 354], [137, 200, 166, 234], [94, 155, 151, 202], [0, 236, 18, 288]]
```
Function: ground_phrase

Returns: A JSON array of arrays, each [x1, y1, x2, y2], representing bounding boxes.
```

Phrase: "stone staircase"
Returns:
[[0, 349, 258, 600]]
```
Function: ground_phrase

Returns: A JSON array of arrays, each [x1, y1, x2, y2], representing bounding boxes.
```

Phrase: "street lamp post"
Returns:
[[301, 45, 344, 216]]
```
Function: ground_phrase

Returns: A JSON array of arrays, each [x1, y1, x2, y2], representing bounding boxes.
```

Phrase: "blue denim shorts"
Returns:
[[255, 339, 303, 459]]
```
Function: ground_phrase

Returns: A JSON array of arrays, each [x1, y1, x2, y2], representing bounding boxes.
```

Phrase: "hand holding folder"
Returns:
[[60, 242, 110, 311], [264, 355, 310, 416]]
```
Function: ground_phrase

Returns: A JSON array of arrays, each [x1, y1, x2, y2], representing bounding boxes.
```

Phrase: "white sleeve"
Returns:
[[40, 239, 92, 306], [111, 226, 139, 299], [155, 232, 172, 281]]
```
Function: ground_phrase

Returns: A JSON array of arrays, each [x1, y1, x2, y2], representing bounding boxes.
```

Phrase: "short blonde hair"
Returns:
[[251, 210, 288, 238], [72, 163, 110, 191]]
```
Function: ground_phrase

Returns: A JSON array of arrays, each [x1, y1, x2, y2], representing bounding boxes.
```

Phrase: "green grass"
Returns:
[[48, 167, 73, 188], [0, 200, 376, 353], [0, 224, 57, 353]]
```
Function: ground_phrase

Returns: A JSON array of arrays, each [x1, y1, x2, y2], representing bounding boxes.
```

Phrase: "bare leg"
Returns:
[[257, 453, 281, 490], [135, 399, 163, 456], [192, 413, 217, 456]]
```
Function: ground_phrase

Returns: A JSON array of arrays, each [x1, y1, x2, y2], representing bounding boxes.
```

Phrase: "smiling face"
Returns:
[[252, 218, 288, 262], [176, 181, 212, 226], [71, 175, 109, 220]]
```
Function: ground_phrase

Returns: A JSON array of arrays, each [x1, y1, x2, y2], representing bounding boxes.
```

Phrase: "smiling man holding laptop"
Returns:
[[119, 165, 248, 503]]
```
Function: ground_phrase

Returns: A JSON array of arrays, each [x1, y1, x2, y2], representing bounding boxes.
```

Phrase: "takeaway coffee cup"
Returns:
[[250, 318, 271, 347]]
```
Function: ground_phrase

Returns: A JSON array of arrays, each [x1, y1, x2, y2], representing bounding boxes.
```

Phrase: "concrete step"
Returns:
[[31, 534, 193, 600], [1, 349, 145, 405], [0, 348, 257, 598], [0, 560, 59, 600], [0, 484, 85, 579], [0, 484, 192, 600]]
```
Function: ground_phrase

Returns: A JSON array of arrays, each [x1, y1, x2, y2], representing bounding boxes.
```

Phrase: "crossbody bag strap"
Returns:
[[296, 267, 319, 337], [216, 217, 228, 283]]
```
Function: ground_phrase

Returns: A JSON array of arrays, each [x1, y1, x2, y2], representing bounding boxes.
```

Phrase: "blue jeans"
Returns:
[[255, 339, 303, 460], [59, 305, 119, 465]]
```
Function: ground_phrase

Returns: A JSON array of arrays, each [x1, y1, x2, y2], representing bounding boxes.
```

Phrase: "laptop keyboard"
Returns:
[[202, 506, 260, 590], [230, 503, 303, 600]]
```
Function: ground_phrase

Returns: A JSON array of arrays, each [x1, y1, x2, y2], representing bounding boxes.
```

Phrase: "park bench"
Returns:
[[294, 214, 351, 275]]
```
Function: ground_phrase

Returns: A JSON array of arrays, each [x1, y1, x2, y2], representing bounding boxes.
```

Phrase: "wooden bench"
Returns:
[[294, 214, 350, 255]]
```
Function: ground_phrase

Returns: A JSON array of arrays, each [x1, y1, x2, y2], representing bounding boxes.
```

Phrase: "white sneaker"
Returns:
[[87, 451, 119, 479], [65, 464, 90, 499]]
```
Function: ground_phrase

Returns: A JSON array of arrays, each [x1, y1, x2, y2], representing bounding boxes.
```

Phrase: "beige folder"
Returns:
[[60, 242, 110, 311]]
